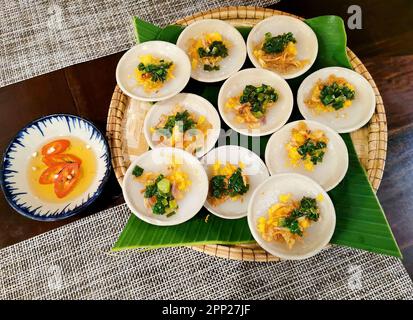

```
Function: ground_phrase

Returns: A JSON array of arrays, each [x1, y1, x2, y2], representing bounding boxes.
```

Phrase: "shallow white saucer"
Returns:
[[201, 145, 269, 219], [116, 41, 191, 101], [218, 68, 293, 137], [297, 67, 376, 133], [122, 147, 208, 226], [265, 120, 348, 191], [247, 173, 336, 260]]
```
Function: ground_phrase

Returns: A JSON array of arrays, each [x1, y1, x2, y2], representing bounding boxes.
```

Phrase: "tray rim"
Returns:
[[106, 6, 388, 262]]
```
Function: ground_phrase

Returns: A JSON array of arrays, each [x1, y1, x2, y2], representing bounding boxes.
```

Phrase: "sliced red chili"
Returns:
[[53, 163, 81, 198], [43, 153, 82, 167], [38, 164, 67, 184], [41, 139, 70, 156]]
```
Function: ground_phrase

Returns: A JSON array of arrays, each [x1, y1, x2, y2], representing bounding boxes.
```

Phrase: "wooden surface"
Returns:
[[1, 0, 412, 276]]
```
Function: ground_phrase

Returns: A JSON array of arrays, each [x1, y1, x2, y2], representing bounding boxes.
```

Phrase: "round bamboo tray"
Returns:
[[106, 6, 387, 262]]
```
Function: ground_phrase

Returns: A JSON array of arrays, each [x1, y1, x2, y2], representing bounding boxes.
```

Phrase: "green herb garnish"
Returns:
[[152, 199, 166, 215], [132, 165, 144, 177], [143, 174, 178, 216], [166, 211, 176, 218], [262, 32, 296, 54], [210, 175, 227, 198], [163, 110, 196, 134], [137, 59, 173, 83], [320, 82, 355, 110], [281, 197, 320, 235], [203, 64, 220, 71], [239, 84, 278, 118], [297, 139, 327, 165], [198, 41, 228, 71], [143, 174, 164, 198], [209, 168, 249, 199], [282, 217, 303, 236], [198, 41, 228, 59], [227, 168, 249, 197], [298, 197, 320, 221]]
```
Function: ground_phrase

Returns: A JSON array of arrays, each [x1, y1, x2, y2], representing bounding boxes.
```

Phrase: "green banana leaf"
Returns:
[[113, 16, 401, 258]]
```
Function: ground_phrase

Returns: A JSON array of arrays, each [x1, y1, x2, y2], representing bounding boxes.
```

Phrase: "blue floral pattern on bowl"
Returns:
[[1, 114, 111, 221]]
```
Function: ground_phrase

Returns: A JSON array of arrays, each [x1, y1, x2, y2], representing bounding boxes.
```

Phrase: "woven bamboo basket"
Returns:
[[106, 6, 387, 262]]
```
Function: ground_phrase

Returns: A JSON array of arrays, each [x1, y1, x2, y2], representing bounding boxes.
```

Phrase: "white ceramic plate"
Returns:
[[247, 15, 318, 79], [247, 173, 336, 260], [176, 19, 246, 82], [1, 114, 111, 221], [143, 93, 221, 158], [116, 41, 191, 101], [264, 120, 348, 191], [297, 67, 376, 133], [122, 147, 208, 226], [218, 68, 294, 136], [201, 145, 269, 219]]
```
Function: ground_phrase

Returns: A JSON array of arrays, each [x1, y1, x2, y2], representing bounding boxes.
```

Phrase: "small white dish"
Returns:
[[297, 67, 376, 133], [247, 173, 336, 260], [265, 120, 348, 191], [201, 145, 269, 219], [116, 41, 191, 101], [218, 68, 294, 136], [1, 114, 110, 221], [143, 93, 221, 158], [176, 19, 246, 82], [247, 15, 318, 79], [122, 147, 208, 226]]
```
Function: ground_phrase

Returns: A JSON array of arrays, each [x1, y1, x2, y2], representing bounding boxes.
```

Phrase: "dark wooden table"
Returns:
[[1, 0, 413, 277]]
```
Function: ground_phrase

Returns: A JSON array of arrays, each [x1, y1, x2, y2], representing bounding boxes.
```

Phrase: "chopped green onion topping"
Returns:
[[320, 82, 355, 110], [132, 165, 144, 177], [262, 32, 296, 54]]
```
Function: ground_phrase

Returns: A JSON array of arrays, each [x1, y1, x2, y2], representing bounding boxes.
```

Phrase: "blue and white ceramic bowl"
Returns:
[[1, 114, 111, 221]]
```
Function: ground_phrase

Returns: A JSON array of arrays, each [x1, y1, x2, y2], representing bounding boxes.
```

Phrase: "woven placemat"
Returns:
[[107, 6, 388, 261], [1, 203, 412, 300], [0, 0, 279, 88]]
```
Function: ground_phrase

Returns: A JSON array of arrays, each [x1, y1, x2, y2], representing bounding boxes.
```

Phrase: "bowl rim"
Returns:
[[217, 68, 294, 137], [246, 15, 319, 80], [297, 66, 377, 133], [115, 40, 191, 101], [264, 119, 349, 191], [0, 113, 112, 221], [176, 18, 247, 83], [247, 172, 336, 260], [142, 92, 221, 158]]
